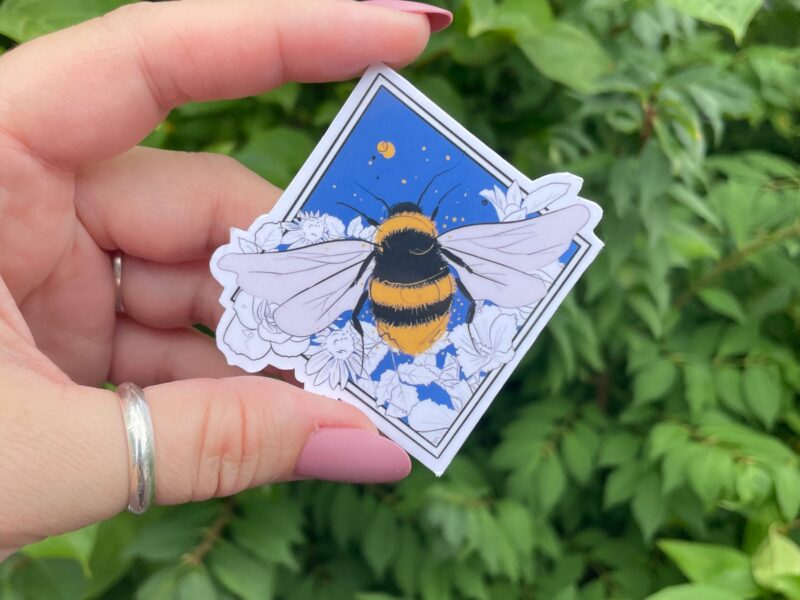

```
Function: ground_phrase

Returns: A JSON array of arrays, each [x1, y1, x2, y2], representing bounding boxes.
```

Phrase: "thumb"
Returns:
[[0, 375, 409, 551], [145, 376, 411, 504]]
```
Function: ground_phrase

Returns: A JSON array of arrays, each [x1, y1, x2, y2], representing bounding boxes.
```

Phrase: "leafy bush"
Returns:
[[1, 0, 798, 598]]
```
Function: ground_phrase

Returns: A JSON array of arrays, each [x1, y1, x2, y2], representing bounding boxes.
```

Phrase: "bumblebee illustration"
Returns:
[[220, 169, 590, 356]]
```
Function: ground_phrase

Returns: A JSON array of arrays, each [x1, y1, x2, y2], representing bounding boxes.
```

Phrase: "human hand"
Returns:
[[0, 0, 451, 559]]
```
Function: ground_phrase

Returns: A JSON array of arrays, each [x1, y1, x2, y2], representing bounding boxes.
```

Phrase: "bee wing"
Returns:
[[438, 205, 590, 308], [218, 240, 374, 336]]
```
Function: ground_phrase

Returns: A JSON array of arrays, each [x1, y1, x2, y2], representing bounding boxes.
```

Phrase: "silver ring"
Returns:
[[112, 251, 125, 313], [116, 383, 156, 514]]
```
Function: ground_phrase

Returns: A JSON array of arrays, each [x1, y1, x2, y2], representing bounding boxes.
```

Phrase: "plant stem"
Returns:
[[183, 499, 235, 566], [674, 219, 800, 309]]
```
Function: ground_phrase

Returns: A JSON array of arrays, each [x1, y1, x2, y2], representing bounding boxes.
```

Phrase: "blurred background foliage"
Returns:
[[1, 0, 799, 598]]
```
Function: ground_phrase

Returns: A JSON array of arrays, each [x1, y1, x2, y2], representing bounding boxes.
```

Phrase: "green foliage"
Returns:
[[1, 0, 799, 598]]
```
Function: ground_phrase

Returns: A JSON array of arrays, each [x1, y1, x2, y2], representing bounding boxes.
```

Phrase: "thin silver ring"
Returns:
[[112, 251, 125, 313], [116, 383, 156, 514]]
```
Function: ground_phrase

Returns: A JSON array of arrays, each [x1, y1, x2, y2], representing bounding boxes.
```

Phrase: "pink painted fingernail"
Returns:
[[294, 428, 412, 483], [362, 0, 453, 32]]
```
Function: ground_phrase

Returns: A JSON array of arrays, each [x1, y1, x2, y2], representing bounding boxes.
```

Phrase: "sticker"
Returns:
[[211, 64, 603, 475]]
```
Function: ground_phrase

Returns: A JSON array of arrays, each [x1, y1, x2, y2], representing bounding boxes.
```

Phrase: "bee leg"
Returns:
[[455, 277, 476, 324], [441, 248, 475, 275], [351, 289, 369, 376]]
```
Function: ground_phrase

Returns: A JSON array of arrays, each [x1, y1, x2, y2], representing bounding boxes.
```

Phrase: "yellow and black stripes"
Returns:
[[369, 210, 455, 355]]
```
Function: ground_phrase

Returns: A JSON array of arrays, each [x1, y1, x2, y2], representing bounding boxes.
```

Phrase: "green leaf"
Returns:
[[517, 22, 613, 94], [604, 462, 641, 509], [688, 447, 735, 506], [714, 367, 748, 416], [735, 463, 772, 505], [665, 0, 763, 43], [537, 452, 567, 513], [22, 524, 98, 576], [361, 505, 399, 578], [698, 288, 746, 323], [658, 540, 758, 596], [127, 503, 220, 561], [177, 569, 218, 600], [683, 361, 715, 414], [632, 473, 667, 542], [233, 127, 314, 188], [561, 424, 598, 485], [633, 358, 678, 405], [599, 431, 641, 467], [743, 365, 782, 428], [645, 583, 743, 600], [0, 0, 132, 42], [208, 541, 273, 600], [752, 527, 800, 599], [772, 464, 800, 521], [649, 423, 689, 460]]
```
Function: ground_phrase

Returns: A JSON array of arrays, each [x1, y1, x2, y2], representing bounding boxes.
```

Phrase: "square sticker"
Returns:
[[211, 65, 603, 475]]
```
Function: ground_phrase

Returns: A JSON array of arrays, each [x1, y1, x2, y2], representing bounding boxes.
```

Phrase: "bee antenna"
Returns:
[[336, 202, 380, 227], [355, 182, 391, 213], [430, 184, 460, 221], [416, 158, 463, 208]]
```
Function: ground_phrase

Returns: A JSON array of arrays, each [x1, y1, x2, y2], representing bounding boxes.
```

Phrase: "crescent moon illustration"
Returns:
[[377, 140, 396, 159]]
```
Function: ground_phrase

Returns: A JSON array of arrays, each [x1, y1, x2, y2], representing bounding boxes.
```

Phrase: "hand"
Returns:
[[0, 0, 450, 559]]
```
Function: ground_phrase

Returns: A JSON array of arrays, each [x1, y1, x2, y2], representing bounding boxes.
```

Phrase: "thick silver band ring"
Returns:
[[116, 383, 156, 514], [112, 251, 125, 313]]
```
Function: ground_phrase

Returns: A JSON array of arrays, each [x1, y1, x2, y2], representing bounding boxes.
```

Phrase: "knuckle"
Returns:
[[191, 379, 283, 500]]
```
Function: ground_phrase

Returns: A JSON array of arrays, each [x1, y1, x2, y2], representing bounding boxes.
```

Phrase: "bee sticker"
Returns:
[[211, 65, 603, 475]]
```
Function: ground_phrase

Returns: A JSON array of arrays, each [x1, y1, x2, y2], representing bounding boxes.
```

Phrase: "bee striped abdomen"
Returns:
[[370, 276, 454, 355], [371, 210, 454, 355]]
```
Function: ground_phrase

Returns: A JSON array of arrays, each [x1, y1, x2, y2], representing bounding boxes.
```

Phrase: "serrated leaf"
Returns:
[[658, 540, 758, 596], [362, 506, 399, 578], [632, 473, 667, 542], [517, 22, 613, 94], [649, 423, 689, 460], [645, 584, 744, 600], [743, 365, 782, 428], [208, 541, 272, 600], [561, 428, 595, 485], [752, 527, 800, 599], [599, 432, 641, 467], [22, 524, 98, 576], [698, 288, 746, 323], [683, 361, 715, 414], [537, 452, 567, 513], [773, 464, 800, 521], [634, 358, 678, 405], [604, 462, 641, 508], [665, 0, 762, 43]]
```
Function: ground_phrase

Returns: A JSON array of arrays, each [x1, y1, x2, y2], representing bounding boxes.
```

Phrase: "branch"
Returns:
[[182, 499, 235, 566], [674, 219, 800, 310]]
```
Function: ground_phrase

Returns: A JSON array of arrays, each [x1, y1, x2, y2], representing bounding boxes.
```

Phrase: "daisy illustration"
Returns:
[[305, 324, 363, 389], [282, 211, 345, 248]]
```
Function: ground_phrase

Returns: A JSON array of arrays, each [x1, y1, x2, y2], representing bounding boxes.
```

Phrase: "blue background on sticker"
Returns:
[[295, 87, 577, 413]]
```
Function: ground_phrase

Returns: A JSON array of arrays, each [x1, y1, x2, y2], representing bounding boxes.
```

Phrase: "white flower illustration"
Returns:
[[361, 321, 389, 377], [408, 400, 458, 445], [253, 222, 283, 251], [375, 370, 420, 417], [223, 294, 310, 360], [480, 178, 577, 222], [346, 216, 376, 242], [397, 352, 441, 386], [282, 211, 345, 248], [305, 324, 363, 390], [438, 354, 474, 411], [480, 182, 527, 222], [450, 304, 516, 378]]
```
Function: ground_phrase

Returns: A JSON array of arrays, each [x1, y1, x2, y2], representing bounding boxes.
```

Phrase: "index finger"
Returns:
[[0, 0, 444, 167]]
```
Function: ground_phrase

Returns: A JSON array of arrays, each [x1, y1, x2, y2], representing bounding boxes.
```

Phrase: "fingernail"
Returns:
[[294, 428, 412, 483], [362, 0, 453, 32]]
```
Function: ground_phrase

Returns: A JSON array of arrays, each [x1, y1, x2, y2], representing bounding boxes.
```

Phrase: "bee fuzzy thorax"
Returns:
[[374, 210, 438, 246]]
